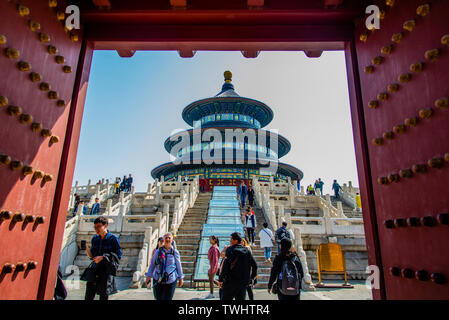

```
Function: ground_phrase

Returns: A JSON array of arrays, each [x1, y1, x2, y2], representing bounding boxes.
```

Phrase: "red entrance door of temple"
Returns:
[[351, 0, 449, 299], [0, 0, 89, 299], [1, 0, 448, 300]]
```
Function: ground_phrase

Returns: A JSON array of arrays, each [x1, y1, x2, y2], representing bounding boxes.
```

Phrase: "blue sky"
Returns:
[[73, 50, 359, 194]]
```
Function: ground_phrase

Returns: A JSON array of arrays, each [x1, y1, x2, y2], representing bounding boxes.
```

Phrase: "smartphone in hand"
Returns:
[[80, 240, 86, 250]]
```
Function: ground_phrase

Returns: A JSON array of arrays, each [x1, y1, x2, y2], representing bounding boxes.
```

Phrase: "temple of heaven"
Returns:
[[151, 71, 303, 188]]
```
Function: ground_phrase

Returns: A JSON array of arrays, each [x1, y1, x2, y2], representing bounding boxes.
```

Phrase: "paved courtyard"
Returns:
[[63, 277, 372, 300]]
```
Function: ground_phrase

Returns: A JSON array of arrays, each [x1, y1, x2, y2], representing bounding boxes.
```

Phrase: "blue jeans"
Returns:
[[263, 247, 272, 260], [240, 194, 246, 207]]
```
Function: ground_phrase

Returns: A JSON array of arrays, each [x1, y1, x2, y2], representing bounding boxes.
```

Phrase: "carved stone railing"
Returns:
[[292, 227, 315, 291], [69, 179, 116, 210]]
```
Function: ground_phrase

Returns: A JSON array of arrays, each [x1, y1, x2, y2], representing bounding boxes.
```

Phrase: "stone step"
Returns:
[[176, 239, 200, 245], [181, 261, 195, 268], [181, 255, 196, 262], [176, 244, 198, 250], [178, 224, 204, 229], [178, 249, 197, 256]]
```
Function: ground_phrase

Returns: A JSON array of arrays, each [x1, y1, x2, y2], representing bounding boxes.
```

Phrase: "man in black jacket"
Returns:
[[84, 216, 122, 300], [247, 187, 255, 206], [218, 232, 257, 300]]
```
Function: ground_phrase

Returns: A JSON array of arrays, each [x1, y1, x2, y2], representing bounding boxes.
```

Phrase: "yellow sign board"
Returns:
[[316, 243, 349, 285]]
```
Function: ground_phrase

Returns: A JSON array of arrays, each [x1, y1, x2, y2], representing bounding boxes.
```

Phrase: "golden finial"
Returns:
[[224, 70, 232, 83]]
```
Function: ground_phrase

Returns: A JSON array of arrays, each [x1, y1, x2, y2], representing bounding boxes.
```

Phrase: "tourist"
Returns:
[[120, 175, 126, 192], [267, 238, 304, 300], [218, 232, 257, 300], [126, 174, 133, 192], [143, 237, 164, 294], [115, 178, 121, 194], [75, 201, 88, 216], [238, 181, 248, 208], [151, 237, 164, 258], [244, 208, 256, 245], [145, 232, 184, 300], [275, 221, 291, 252], [199, 177, 206, 192], [74, 193, 80, 208], [355, 192, 362, 211], [242, 239, 256, 300], [306, 184, 314, 195], [83, 216, 122, 301], [317, 178, 324, 196], [314, 179, 320, 195], [73, 194, 80, 215], [205, 236, 220, 299], [259, 222, 275, 264], [90, 198, 101, 215], [332, 179, 341, 199], [247, 186, 255, 206]]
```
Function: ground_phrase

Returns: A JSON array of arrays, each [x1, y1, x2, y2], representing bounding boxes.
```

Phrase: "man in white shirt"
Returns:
[[258, 222, 274, 264]]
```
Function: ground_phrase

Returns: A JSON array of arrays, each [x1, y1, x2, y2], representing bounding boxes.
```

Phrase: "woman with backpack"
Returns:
[[144, 232, 184, 300], [205, 236, 220, 299], [267, 238, 304, 300]]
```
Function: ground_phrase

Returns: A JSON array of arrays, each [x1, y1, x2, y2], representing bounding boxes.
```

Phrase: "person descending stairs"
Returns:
[[241, 206, 278, 289]]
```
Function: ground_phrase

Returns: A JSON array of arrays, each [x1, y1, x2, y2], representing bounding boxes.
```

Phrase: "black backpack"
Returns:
[[278, 256, 301, 296], [277, 227, 291, 241]]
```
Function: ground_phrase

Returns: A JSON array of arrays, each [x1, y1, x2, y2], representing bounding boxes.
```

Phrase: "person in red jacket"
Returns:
[[205, 235, 220, 299], [199, 178, 207, 192]]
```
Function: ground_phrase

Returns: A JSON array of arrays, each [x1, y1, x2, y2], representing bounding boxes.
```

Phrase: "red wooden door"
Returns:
[[0, 0, 89, 299], [354, 0, 449, 299]]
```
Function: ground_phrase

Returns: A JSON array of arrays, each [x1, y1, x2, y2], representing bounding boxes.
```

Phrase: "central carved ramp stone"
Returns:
[[193, 186, 244, 287]]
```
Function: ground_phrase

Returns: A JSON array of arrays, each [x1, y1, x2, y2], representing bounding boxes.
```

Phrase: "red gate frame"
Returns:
[[36, 22, 385, 300]]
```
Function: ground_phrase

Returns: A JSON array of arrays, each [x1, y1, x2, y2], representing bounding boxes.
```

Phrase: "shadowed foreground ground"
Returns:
[[63, 277, 372, 300]]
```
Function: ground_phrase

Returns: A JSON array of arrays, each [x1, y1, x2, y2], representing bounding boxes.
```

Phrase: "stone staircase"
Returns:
[[241, 207, 278, 289], [175, 192, 212, 288], [330, 195, 362, 218]]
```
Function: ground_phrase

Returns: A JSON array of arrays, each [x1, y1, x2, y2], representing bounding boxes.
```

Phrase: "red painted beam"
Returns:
[[85, 24, 353, 53], [79, 9, 362, 25]]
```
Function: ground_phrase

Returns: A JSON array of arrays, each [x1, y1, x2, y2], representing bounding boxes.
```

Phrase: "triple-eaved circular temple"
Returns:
[[151, 71, 303, 187]]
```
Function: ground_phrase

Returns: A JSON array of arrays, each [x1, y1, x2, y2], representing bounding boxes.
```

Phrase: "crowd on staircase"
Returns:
[[65, 180, 305, 301], [71, 174, 134, 217]]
